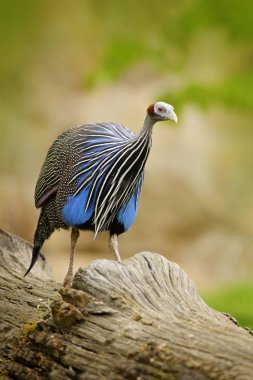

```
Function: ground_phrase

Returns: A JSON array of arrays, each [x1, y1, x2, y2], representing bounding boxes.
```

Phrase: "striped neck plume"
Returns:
[[93, 123, 153, 234]]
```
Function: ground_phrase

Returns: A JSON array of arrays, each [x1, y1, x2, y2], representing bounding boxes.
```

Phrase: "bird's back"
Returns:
[[35, 129, 75, 208], [35, 123, 134, 206]]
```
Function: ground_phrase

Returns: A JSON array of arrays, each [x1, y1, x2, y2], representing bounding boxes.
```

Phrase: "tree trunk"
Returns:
[[0, 229, 252, 380]]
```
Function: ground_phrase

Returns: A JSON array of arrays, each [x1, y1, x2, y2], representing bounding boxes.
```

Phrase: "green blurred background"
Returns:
[[0, 0, 252, 327]]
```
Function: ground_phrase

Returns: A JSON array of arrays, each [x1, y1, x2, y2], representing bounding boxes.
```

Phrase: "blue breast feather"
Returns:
[[62, 183, 140, 232]]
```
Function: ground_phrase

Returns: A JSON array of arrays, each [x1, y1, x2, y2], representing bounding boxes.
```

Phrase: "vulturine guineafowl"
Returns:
[[25, 102, 178, 286]]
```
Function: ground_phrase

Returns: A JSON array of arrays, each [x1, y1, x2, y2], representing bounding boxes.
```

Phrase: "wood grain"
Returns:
[[0, 229, 252, 380]]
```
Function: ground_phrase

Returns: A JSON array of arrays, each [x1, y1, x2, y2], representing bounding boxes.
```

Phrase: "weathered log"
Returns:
[[0, 229, 253, 380]]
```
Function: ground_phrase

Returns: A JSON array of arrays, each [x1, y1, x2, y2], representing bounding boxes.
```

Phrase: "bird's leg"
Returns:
[[108, 234, 121, 262], [63, 228, 80, 287]]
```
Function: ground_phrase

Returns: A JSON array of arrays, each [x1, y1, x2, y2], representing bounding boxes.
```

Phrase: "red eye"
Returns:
[[158, 107, 164, 112]]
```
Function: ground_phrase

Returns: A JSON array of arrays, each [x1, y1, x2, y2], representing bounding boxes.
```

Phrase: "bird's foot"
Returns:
[[109, 234, 122, 262], [62, 273, 73, 288]]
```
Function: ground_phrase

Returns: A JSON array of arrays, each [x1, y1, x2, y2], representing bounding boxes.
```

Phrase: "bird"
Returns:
[[25, 101, 178, 286]]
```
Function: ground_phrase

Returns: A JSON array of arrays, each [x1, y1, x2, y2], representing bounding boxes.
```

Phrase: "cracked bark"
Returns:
[[0, 228, 253, 380]]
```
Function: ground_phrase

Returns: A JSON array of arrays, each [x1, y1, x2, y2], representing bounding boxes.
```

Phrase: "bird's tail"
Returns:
[[24, 244, 41, 277], [24, 208, 54, 277]]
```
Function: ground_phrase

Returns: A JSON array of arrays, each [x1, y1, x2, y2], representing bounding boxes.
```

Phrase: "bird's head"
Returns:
[[147, 101, 177, 124]]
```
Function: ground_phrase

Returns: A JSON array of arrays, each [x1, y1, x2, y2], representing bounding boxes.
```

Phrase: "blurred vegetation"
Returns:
[[0, 0, 252, 98], [0, 0, 252, 325], [84, 0, 253, 94], [203, 282, 253, 329], [160, 72, 253, 111]]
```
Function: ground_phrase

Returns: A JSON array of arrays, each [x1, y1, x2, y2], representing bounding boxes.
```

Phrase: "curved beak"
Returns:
[[168, 110, 178, 124]]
